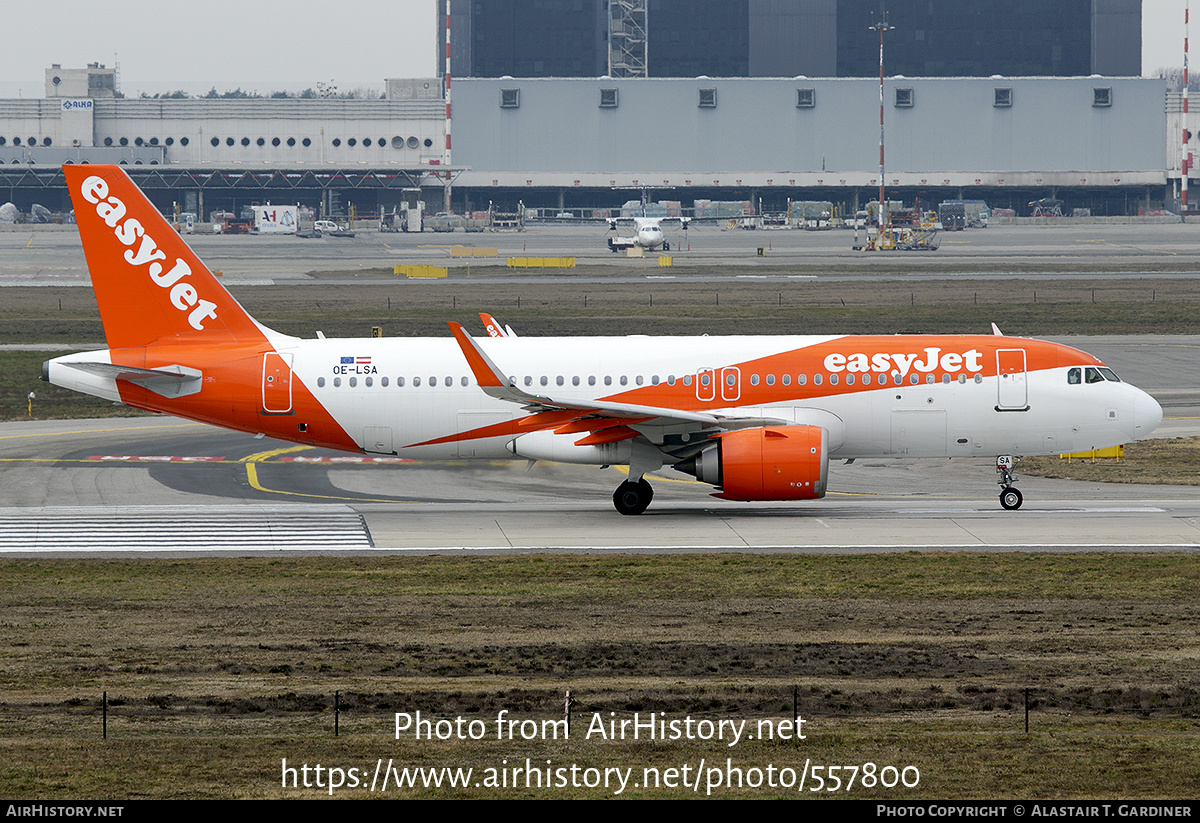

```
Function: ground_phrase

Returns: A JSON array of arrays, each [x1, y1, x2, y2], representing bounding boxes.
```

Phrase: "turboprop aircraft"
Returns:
[[606, 214, 691, 252], [605, 185, 690, 252], [45, 165, 1162, 514]]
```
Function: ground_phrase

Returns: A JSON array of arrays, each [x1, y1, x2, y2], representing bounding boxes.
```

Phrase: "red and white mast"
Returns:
[[1184, 1, 1190, 212], [443, 0, 453, 213]]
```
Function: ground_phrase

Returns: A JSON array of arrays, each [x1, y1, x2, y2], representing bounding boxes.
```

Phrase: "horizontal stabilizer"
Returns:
[[58, 361, 203, 398]]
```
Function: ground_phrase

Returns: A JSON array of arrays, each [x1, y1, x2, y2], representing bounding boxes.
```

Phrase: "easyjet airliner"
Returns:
[[45, 165, 1162, 514]]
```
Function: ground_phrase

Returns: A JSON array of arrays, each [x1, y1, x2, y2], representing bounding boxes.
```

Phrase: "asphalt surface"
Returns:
[[1, 330, 1197, 554], [7, 221, 1200, 284]]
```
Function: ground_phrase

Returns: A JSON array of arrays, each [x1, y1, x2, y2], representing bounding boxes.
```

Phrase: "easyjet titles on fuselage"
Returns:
[[79, 175, 219, 331], [823, 347, 984, 378]]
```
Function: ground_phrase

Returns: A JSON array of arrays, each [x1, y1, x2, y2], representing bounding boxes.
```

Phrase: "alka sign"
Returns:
[[61, 99, 93, 112]]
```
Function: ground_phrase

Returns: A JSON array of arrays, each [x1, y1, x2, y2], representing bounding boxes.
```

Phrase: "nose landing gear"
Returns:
[[996, 455, 1023, 510]]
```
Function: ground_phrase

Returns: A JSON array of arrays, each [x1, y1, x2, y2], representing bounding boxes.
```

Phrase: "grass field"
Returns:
[[1022, 437, 1200, 485], [1, 554, 1198, 798], [4, 275, 1200, 345]]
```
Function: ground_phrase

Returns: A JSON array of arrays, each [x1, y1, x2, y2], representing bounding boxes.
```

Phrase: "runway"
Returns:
[[3, 329, 1199, 554], [5, 221, 1200, 554]]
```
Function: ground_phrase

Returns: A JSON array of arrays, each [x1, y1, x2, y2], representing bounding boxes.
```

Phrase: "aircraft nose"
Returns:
[[1132, 388, 1163, 438]]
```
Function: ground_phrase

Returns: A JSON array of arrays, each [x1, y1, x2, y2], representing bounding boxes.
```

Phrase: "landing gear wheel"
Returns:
[[613, 478, 654, 515], [999, 487, 1023, 511]]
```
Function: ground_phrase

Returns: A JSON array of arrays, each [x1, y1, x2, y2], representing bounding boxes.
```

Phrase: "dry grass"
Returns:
[[2, 554, 1199, 798], [1023, 437, 1200, 485], [3, 277, 1200, 344]]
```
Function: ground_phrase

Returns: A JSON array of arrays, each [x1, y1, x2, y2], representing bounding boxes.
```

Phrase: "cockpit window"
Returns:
[[1067, 367, 1081, 385], [1097, 367, 1121, 382], [1085, 367, 1105, 384]]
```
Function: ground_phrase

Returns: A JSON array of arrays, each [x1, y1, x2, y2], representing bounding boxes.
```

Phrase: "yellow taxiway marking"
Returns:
[[238, 444, 313, 463], [1075, 237, 1176, 255], [25, 234, 35, 248], [0, 422, 204, 440], [240, 444, 421, 502]]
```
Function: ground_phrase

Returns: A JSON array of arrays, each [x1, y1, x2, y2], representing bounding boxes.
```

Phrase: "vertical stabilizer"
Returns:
[[63, 164, 264, 349]]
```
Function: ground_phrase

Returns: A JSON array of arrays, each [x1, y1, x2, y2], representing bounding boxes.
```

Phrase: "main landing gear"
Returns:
[[996, 455, 1023, 510], [613, 478, 654, 515]]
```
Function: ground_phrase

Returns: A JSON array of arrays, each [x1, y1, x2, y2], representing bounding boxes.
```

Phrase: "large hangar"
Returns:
[[0, 69, 1173, 217], [452, 75, 1167, 213]]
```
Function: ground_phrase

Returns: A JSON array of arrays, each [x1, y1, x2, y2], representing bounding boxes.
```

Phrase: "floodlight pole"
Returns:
[[870, 13, 894, 230]]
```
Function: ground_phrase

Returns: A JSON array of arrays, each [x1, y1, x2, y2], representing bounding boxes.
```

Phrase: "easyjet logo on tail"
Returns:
[[823, 347, 984, 378], [80, 175, 218, 331]]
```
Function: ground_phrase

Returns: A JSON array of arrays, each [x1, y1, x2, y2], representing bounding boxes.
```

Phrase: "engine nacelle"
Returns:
[[678, 425, 828, 501]]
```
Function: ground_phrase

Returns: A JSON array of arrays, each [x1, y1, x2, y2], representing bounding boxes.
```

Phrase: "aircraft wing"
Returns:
[[448, 322, 784, 432]]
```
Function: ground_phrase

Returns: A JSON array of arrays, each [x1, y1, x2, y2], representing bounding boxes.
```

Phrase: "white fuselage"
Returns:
[[268, 334, 1157, 460]]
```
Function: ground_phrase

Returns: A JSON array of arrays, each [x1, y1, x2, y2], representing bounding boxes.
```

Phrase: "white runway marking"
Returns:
[[0, 505, 373, 552]]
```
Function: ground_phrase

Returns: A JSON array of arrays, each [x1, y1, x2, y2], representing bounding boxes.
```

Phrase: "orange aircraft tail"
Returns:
[[63, 164, 265, 349]]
